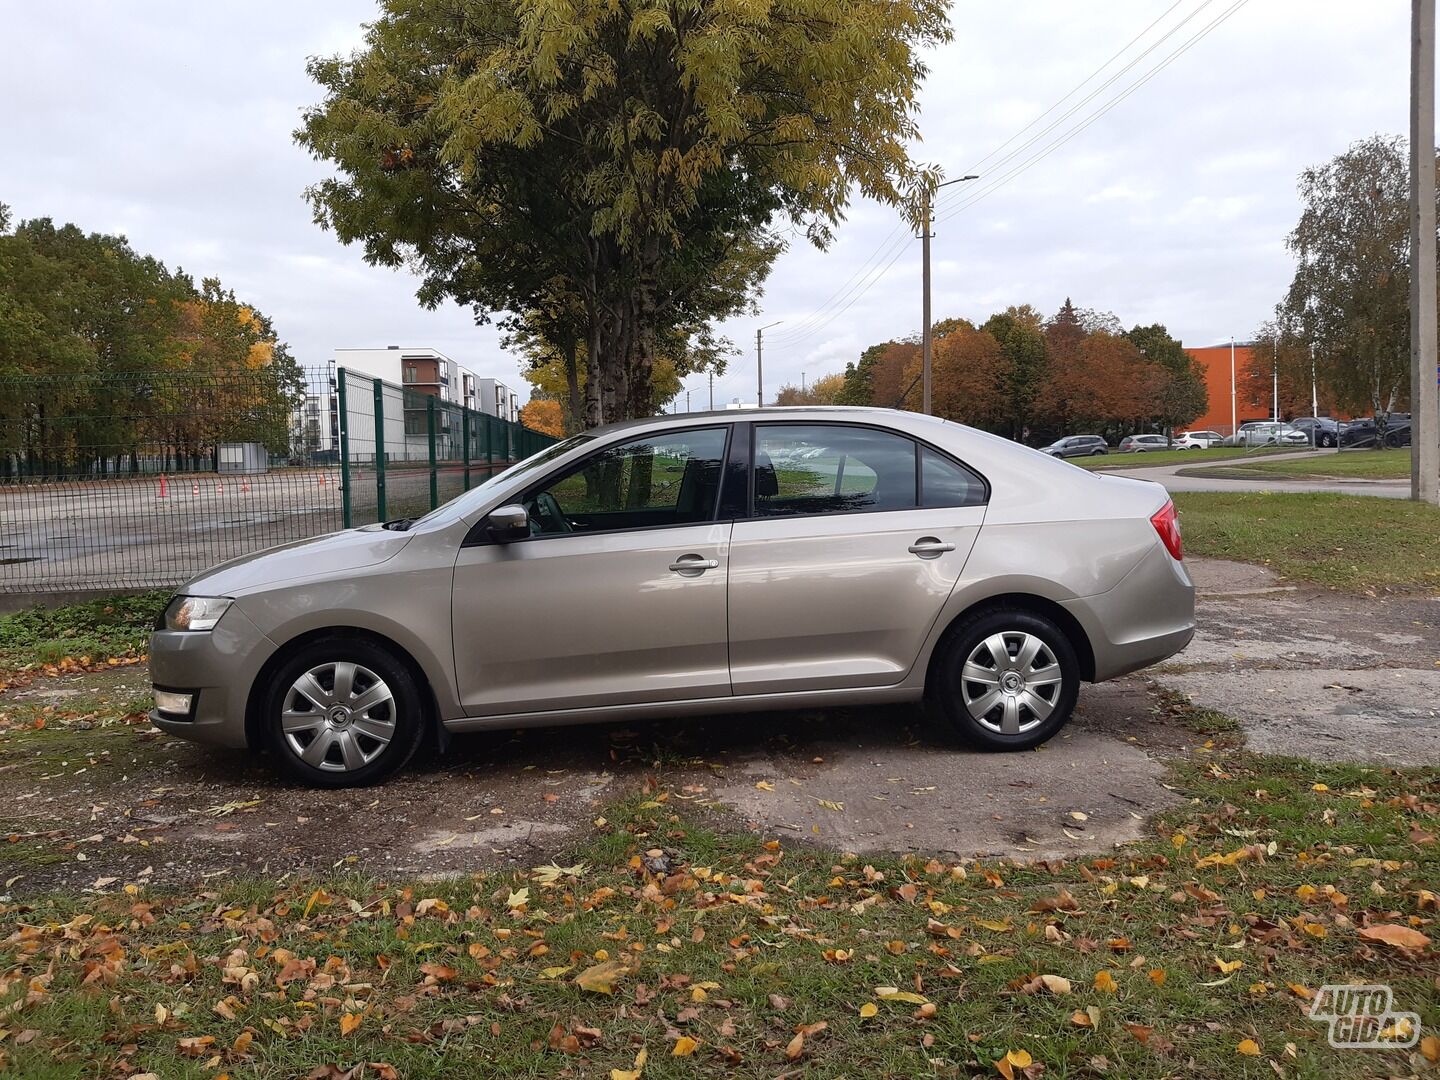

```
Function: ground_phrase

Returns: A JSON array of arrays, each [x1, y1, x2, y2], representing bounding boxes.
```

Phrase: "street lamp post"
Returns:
[[756, 320, 782, 407], [921, 174, 979, 415]]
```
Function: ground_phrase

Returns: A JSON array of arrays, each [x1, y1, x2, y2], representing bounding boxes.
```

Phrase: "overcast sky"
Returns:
[[0, 1, 1411, 408]]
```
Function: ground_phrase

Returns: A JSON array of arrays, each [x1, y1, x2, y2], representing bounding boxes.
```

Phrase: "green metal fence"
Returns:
[[0, 366, 556, 593], [335, 368, 555, 528]]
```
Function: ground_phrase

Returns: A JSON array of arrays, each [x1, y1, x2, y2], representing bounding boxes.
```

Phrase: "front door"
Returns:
[[727, 423, 986, 696], [451, 425, 733, 716]]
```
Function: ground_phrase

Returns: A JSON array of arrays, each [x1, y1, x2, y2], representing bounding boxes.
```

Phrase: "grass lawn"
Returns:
[[1180, 449, 1412, 482], [0, 749, 1435, 1079], [1077, 447, 1312, 470], [1173, 491, 1440, 592], [0, 591, 168, 673]]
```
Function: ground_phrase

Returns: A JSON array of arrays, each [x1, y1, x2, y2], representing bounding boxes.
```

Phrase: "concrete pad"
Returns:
[[713, 722, 1181, 862], [1162, 668, 1440, 765]]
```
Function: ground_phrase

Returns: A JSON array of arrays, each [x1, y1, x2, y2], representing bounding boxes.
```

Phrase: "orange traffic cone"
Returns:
[[157, 474, 168, 499]]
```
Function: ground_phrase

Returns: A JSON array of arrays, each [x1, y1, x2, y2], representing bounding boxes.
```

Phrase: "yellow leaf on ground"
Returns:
[[672, 1036, 699, 1057], [611, 1046, 647, 1080], [1419, 1034, 1439, 1063], [755, 781, 774, 791], [875, 987, 929, 1005], [785, 1031, 806, 1060], [1214, 957, 1245, 974], [859, 1002, 878, 1018], [1006, 1049, 1033, 1068], [1148, 969, 1167, 987], [576, 959, 630, 994], [1358, 923, 1431, 950], [1236, 1038, 1261, 1056], [340, 1012, 362, 1035], [1093, 970, 1117, 993], [1039, 974, 1071, 994]]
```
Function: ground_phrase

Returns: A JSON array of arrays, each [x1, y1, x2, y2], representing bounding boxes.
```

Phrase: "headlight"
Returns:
[[164, 595, 233, 631]]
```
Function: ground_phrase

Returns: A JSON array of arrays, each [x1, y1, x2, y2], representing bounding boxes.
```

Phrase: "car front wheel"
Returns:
[[931, 608, 1080, 751], [263, 638, 426, 787]]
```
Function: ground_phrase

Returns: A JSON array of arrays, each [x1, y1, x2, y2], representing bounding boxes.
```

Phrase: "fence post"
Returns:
[[427, 396, 439, 510], [461, 407, 472, 490], [373, 376, 387, 522], [337, 369, 353, 529], [482, 412, 493, 475]]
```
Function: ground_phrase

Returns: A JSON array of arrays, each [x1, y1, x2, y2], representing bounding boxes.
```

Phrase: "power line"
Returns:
[[771, 0, 1251, 351], [935, 0, 1251, 226], [769, 0, 1231, 348]]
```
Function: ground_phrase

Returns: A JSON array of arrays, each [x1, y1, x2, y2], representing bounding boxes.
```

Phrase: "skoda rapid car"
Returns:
[[150, 409, 1195, 787]]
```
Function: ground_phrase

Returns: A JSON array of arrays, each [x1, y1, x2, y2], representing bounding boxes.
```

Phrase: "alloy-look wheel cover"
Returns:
[[280, 661, 397, 772], [959, 631, 1063, 736]]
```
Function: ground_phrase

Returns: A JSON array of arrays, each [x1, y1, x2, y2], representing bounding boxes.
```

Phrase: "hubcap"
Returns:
[[959, 631, 1063, 736], [281, 662, 396, 772]]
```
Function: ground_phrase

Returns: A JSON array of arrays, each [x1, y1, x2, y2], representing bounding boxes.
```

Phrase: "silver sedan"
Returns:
[[149, 408, 1195, 787]]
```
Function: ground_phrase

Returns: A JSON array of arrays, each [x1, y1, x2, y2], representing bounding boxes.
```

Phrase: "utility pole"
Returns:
[[921, 174, 979, 415], [1230, 336, 1237, 437], [1311, 343, 1320, 447], [801, 371, 807, 394], [1412, 0, 1440, 503], [1272, 338, 1279, 424], [685, 389, 691, 413], [756, 320, 782, 407], [708, 370, 714, 411]]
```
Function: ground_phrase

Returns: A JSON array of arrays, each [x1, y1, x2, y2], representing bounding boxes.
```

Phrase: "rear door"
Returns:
[[726, 422, 986, 696]]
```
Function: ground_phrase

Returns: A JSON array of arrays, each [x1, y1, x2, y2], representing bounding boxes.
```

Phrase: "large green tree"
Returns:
[[1275, 135, 1437, 438], [298, 0, 950, 426], [981, 304, 1048, 439]]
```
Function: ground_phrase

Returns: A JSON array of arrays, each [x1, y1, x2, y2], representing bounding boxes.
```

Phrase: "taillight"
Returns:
[[1150, 500, 1183, 561]]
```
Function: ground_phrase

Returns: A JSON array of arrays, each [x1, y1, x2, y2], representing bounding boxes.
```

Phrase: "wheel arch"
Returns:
[[925, 592, 1097, 690], [244, 626, 444, 751]]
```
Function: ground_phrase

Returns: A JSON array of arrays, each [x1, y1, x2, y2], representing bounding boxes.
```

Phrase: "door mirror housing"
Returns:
[[485, 504, 530, 542]]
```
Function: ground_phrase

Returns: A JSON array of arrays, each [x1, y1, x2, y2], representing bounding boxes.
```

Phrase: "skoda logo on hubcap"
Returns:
[[327, 705, 352, 727], [1001, 672, 1024, 693]]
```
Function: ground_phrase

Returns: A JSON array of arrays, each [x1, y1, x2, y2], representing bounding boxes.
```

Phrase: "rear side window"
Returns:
[[920, 447, 986, 508], [754, 424, 917, 517]]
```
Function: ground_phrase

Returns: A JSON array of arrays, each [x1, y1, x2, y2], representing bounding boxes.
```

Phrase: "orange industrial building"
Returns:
[[1182, 341, 1347, 435]]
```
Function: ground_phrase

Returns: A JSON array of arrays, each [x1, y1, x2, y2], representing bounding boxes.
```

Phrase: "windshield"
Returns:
[[405, 434, 594, 528]]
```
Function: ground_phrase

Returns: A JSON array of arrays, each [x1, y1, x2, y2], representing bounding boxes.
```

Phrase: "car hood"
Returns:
[[181, 525, 415, 597]]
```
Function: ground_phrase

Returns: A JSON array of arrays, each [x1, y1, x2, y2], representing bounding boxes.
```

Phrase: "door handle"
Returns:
[[908, 537, 955, 559], [669, 554, 720, 575]]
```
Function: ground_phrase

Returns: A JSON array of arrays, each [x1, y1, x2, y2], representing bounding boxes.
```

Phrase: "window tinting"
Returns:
[[525, 427, 727, 536], [753, 425, 917, 517], [920, 447, 986, 508]]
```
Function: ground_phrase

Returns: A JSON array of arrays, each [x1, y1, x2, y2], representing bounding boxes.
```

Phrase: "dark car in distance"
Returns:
[[1339, 415, 1411, 449], [1041, 435, 1108, 458], [1289, 416, 1341, 448]]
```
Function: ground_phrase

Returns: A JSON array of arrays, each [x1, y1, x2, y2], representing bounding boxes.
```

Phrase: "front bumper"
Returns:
[[148, 603, 276, 749]]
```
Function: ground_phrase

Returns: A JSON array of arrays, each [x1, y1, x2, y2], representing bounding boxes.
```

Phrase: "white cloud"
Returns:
[[0, 0, 1410, 408]]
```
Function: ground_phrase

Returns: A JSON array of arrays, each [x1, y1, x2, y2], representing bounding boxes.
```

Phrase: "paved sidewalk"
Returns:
[[1102, 450, 1410, 498]]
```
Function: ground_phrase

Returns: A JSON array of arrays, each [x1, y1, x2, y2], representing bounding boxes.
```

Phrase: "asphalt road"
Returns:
[[1102, 449, 1412, 498]]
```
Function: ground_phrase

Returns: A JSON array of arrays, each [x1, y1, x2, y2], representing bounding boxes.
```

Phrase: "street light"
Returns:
[[756, 320, 782, 407], [922, 175, 979, 415]]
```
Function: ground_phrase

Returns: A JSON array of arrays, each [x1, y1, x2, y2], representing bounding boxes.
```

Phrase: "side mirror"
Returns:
[[485, 503, 530, 542]]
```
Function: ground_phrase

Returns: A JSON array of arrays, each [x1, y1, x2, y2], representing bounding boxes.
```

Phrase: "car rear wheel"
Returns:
[[263, 638, 426, 787], [931, 608, 1080, 751]]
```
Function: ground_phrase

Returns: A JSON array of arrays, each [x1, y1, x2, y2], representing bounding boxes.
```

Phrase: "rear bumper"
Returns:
[[1062, 543, 1196, 682], [148, 604, 275, 749]]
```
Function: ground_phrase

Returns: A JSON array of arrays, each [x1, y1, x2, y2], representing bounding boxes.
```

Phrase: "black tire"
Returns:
[[930, 608, 1080, 751], [262, 637, 426, 787], [1091, 448, 1105, 456]]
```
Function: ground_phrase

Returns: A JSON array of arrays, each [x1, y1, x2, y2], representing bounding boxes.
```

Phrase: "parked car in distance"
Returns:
[[149, 408, 1195, 787], [1288, 416, 1341, 448], [1224, 421, 1309, 447], [1040, 434, 1109, 458], [1174, 430, 1225, 449], [1339, 416, 1412, 448], [1118, 434, 1170, 453]]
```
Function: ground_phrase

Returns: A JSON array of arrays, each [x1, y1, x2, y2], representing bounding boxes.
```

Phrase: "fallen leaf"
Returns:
[[576, 959, 630, 995], [611, 1046, 647, 1080], [875, 987, 929, 1005], [1039, 974, 1071, 995], [1148, 969, 1167, 987], [1236, 1038, 1261, 1056], [859, 1002, 878, 1018], [784, 1031, 806, 1061], [1420, 1034, 1439, 1063], [340, 1012, 362, 1035], [672, 1036, 699, 1057], [1357, 924, 1431, 950], [1093, 970, 1117, 993]]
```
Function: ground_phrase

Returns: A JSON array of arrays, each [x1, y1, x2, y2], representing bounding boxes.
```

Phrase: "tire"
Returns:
[[930, 608, 1081, 751], [262, 637, 426, 787], [1091, 448, 1105, 456]]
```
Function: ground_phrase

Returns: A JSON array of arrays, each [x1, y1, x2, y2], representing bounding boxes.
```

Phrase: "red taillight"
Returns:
[[1150, 500, 1183, 561]]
